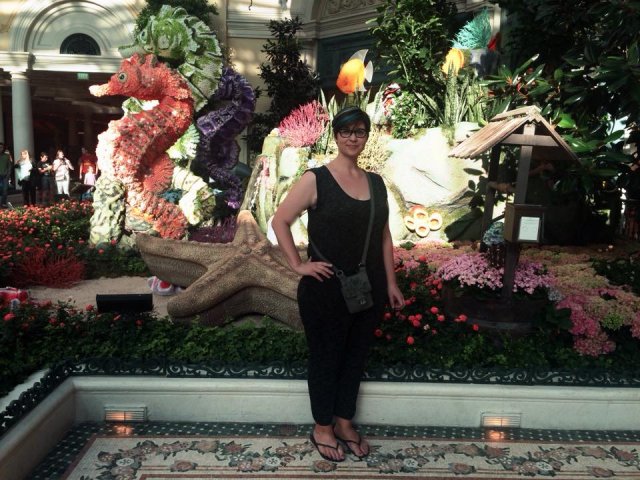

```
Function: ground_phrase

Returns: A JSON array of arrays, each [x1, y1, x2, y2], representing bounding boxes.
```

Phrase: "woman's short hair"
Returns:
[[332, 106, 371, 134]]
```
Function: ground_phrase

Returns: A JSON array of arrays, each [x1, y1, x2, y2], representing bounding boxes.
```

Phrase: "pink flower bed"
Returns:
[[394, 242, 640, 357]]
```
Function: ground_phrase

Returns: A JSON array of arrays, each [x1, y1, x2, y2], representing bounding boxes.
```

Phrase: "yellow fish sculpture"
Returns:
[[336, 49, 374, 94], [442, 47, 465, 76]]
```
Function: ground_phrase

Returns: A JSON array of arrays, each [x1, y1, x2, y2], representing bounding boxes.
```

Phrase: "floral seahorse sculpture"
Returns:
[[118, 5, 223, 112], [194, 67, 256, 210], [90, 53, 194, 239]]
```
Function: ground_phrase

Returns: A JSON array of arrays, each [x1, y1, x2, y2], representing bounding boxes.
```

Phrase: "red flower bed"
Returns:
[[8, 246, 85, 288], [0, 201, 92, 287]]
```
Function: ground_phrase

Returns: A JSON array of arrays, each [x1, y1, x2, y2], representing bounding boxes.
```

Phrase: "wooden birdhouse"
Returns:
[[449, 106, 579, 298]]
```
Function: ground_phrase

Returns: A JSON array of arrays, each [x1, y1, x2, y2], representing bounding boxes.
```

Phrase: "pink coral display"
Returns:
[[90, 54, 194, 239], [278, 100, 329, 148]]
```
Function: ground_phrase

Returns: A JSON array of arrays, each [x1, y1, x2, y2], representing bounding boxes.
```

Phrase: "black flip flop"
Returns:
[[335, 432, 369, 459], [309, 433, 345, 462]]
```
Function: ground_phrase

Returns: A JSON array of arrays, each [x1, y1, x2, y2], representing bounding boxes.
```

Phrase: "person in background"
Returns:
[[15, 149, 37, 206], [52, 149, 74, 198], [78, 146, 98, 181], [0, 142, 13, 208], [83, 164, 96, 186], [272, 106, 404, 462], [37, 152, 54, 206]]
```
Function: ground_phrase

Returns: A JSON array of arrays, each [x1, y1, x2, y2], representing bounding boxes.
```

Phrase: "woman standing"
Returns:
[[272, 107, 404, 462], [37, 152, 54, 205], [52, 149, 74, 198], [15, 150, 37, 206]]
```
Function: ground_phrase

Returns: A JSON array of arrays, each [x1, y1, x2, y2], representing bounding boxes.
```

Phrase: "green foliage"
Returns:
[[369, 0, 457, 101], [389, 91, 431, 138], [0, 303, 307, 397], [135, 0, 218, 34], [406, 68, 487, 141], [81, 242, 150, 278], [248, 17, 320, 153], [370, 1, 494, 136], [593, 256, 640, 295], [481, 49, 630, 223], [488, 0, 640, 208], [493, 0, 599, 70], [3, 255, 640, 396], [453, 8, 492, 49], [369, 0, 457, 90]]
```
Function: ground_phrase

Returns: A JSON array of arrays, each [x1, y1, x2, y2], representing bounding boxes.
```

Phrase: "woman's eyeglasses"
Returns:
[[337, 128, 368, 138]]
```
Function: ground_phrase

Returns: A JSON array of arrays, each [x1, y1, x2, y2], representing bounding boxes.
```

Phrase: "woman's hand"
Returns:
[[387, 283, 404, 311], [293, 260, 334, 282]]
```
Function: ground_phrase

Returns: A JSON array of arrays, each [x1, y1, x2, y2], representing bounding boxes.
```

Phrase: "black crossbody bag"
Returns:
[[309, 173, 375, 314]]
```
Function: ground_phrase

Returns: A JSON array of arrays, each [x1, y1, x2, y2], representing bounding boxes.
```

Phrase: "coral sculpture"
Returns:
[[119, 5, 224, 112], [278, 100, 329, 148], [90, 53, 194, 240], [194, 67, 256, 211]]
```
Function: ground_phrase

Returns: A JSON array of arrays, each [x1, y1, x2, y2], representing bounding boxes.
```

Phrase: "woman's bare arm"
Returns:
[[272, 171, 333, 282]]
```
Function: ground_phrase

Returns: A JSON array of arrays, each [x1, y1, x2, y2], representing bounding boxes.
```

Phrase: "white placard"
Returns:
[[518, 216, 540, 242]]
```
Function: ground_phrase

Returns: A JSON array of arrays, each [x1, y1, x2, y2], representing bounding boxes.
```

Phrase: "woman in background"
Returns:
[[37, 152, 54, 205], [52, 149, 74, 198], [15, 149, 37, 206]]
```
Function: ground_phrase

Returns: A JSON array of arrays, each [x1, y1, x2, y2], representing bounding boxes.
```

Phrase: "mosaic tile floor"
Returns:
[[27, 421, 640, 479]]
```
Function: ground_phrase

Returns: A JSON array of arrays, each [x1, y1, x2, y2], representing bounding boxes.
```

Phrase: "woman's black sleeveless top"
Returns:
[[300, 165, 389, 305]]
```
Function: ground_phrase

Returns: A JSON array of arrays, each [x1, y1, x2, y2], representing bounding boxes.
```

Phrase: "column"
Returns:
[[10, 71, 35, 160]]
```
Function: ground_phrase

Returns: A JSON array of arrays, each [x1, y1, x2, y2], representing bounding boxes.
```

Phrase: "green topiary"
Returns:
[[453, 8, 492, 50], [248, 17, 320, 153]]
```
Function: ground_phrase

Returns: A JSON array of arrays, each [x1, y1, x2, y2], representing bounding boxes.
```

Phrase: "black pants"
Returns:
[[21, 179, 37, 206], [298, 277, 381, 426]]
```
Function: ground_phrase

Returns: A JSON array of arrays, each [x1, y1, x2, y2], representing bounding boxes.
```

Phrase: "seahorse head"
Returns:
[[90, 54, 174, 100], [117, 5, 222, 112]]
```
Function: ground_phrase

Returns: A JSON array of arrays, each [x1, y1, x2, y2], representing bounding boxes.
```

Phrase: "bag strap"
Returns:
[[360, 173, 376, 266], [309, 172, 375, 270]]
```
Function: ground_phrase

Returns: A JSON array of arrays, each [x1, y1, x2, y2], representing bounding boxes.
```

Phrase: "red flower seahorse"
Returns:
[[90, 54, 194, 239]]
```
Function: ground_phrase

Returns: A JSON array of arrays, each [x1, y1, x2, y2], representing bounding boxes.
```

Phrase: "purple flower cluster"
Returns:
[[436, 252, 552, 294]]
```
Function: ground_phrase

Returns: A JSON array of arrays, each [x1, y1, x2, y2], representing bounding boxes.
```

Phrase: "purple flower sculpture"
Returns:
[[195, 67, 255, 211]]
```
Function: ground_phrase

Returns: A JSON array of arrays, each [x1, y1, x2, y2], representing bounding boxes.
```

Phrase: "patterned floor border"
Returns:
[[27, 421, 640, 478]]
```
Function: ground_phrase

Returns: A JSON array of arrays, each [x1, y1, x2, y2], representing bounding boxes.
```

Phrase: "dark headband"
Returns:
[[332, 106, 371, 132]]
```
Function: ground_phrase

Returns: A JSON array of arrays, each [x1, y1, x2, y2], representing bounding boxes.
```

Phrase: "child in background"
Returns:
[[83, 165, 96, 186]]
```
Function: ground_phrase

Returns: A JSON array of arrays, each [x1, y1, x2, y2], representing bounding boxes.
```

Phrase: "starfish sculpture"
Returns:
[[136, 210, 303, 328]]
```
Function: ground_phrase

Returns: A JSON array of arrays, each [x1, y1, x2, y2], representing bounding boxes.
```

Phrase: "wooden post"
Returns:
[[501, 241, 521, 298], [502, 123, 535, 298], [481, 145, 502, 236], [514, 123, 535, 203]]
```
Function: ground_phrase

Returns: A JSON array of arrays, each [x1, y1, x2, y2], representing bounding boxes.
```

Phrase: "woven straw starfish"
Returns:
[[136, 210, 302, 328]]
